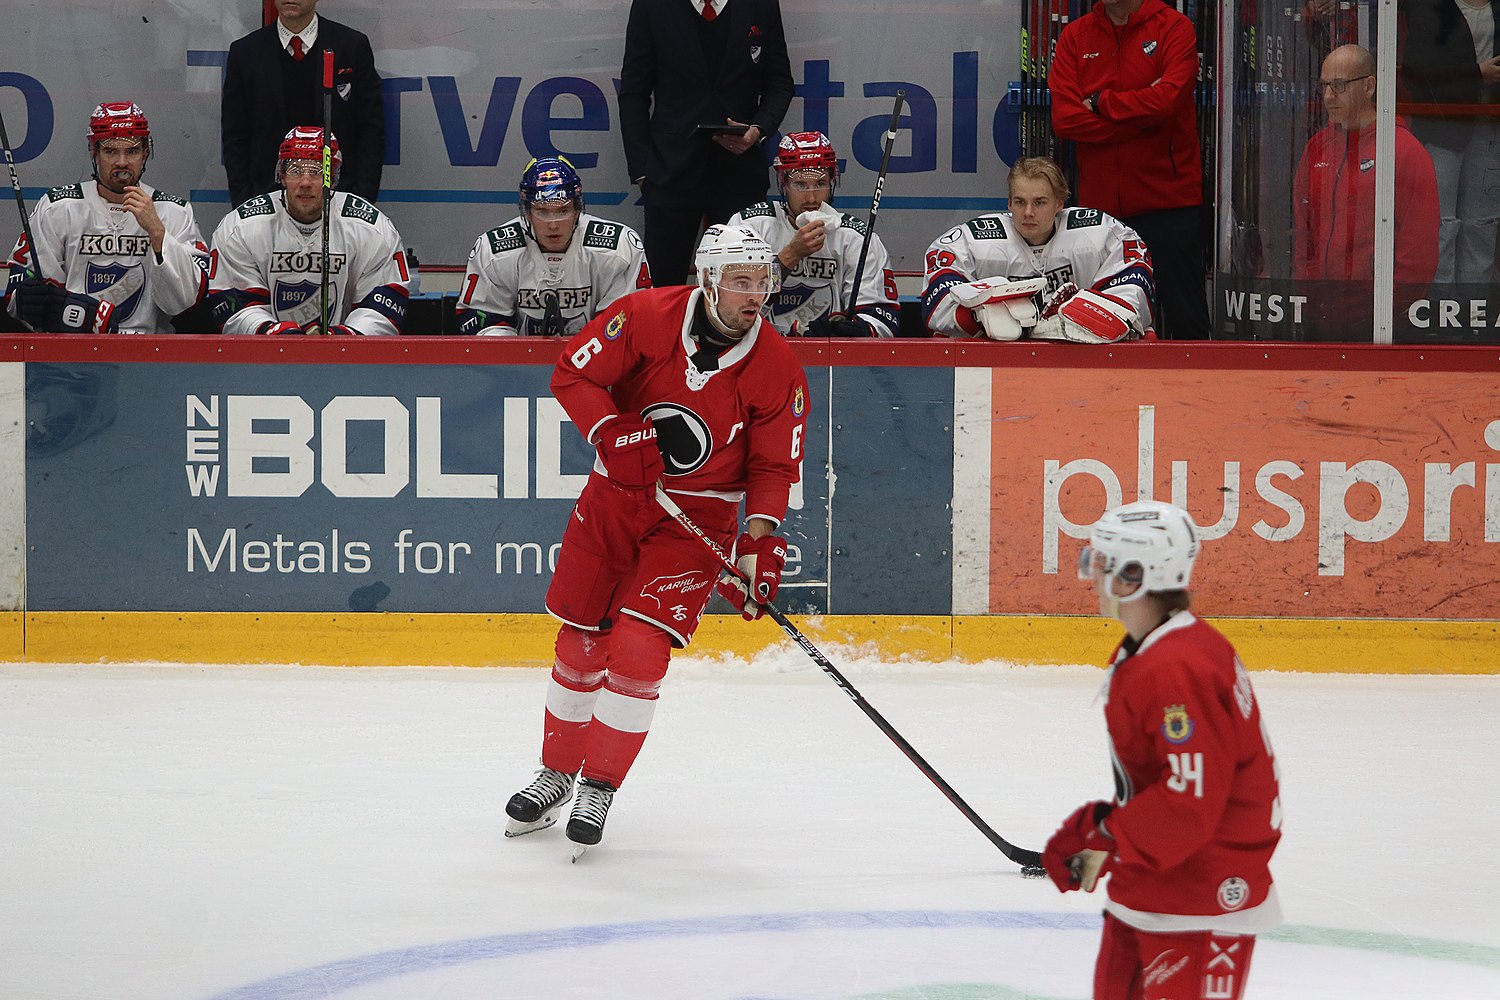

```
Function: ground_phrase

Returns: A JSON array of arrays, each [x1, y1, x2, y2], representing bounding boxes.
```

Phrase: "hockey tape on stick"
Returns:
[[655, 485, 1044, 873]]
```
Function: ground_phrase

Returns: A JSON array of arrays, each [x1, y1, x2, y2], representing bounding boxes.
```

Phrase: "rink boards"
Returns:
[[0, 336, 1496, 672]]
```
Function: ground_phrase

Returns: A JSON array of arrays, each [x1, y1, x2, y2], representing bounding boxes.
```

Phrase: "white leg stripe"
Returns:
[[591, 687, 658, 734], [545, 677, 601, 724]]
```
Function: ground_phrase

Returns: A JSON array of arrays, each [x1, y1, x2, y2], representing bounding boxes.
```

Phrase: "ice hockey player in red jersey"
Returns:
[[505, 224, 809, 853], [1044, 500, 1283, 1000]]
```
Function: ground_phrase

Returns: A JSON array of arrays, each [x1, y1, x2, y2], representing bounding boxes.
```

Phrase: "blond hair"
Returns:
[[1007, 157, 1070, 202]]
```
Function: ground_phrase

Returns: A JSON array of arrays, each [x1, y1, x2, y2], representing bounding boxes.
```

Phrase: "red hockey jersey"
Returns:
[[551, 285, 809, 525], [1100, 611, 1283, 934]]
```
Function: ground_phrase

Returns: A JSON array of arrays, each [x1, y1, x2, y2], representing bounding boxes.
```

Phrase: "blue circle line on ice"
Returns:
[[203, 908, 1500, 999]]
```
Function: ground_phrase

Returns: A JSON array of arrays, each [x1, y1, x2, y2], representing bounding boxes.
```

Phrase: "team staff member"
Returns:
[[208, 127, 410, 336], [1049, 0, 1210, 338], [456, 156, 650, 337], [618, 0, 795, 285], [504, 225, 808, 852], [1044, 500, 1283, 1000], [728, 131, 899, 337], [7, 102, 208, 335], [923, 157, 1153, 342]]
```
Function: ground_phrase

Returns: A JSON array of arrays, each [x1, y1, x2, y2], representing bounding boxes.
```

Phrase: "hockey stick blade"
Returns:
[[655, 486, 1043, 872]]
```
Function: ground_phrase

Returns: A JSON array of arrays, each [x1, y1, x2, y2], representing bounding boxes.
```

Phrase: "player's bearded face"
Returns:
[[283, 160, 324, 224], [783, 169, 831, 216], [527, 200, 579, 252], [713, 264, 773, 333], [94, 141, 147, 195]]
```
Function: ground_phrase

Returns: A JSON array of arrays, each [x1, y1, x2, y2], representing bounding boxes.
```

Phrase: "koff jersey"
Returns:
[[1100, 612, 1283, 935], [921, 207, 1154, 337], [552, 285, 808, 525], [729, 201, 899, 337], [457, 213, 650, 336], [6, 181, 209, 334], [207, 191, 410, 336]]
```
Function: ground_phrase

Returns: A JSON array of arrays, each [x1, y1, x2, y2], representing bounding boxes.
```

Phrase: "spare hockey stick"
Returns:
[[318, 49, 335, 336], [655, 485, 1045, 875], [843, 89, 905, 319], [0, 106, 41, 278]]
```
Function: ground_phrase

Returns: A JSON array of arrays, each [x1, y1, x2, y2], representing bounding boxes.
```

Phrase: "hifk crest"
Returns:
[[275, 279, 318, 312], [1161, 704, 1194, 744], [1143, 40, 1158, 56], [85, 261, 144, 321]]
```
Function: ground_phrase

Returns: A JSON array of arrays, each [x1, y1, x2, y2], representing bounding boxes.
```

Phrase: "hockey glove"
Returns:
[[13, 276, 62, 329], [716, 532, 787, 620], [257, 321, 304, 336], [948, 277, 1047, 341], [595, 413, 663, 500], [300, 321, 358, 336], [1031, 289, 1140, 344], [806, 316, 873, 338], [1042, 800, 1115, 893], [1040, 282, 1080, 319]]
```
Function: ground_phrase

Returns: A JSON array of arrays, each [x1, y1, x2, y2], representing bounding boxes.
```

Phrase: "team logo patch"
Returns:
[[337, 82, 352, 102], [1360, 158, 1375, 172], [640, 402, 713, 476], [1161, 704, 1194, 744], [793, 385, 805, 417], [1143, 40, 1158, 56], [604, 311, 626, 340], [1217, 876, 1251, 911], [85, 262, 144, 321], [1066, 208, 1103, 229], [275, 279, 318, 313]]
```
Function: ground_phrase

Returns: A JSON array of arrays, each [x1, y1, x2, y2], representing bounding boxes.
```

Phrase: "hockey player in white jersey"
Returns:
[[728, 131, 899, 337], [922, 157, 1155, 343], [208, 127, 410, 336], [5, 102, 209, 335], [456, 156, 650, 337]]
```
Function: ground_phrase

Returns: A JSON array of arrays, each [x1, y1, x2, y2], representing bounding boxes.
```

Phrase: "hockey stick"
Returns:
[[843, 89, 905, 320], [0, 106, 41, 279], [654, 485, 1045, 875], [318, 49, 334, 336]]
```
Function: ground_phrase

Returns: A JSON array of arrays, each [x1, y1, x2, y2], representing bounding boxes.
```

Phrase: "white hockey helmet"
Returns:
[[1078, 500, 1200, 600], [694, 224, 780, 301]]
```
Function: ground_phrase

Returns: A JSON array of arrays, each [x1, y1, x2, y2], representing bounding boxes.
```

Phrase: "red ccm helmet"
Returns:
[[774, 131, 838, 194], [277, 126, 342, 187], [87, 101, 153, 160]]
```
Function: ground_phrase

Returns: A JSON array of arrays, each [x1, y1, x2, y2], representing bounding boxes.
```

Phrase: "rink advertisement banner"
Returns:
[[0, 0, 1026, 268], [973, 367, 1500, 620], [1214, 274, 1500, 343], [23, 360, 846, 614]]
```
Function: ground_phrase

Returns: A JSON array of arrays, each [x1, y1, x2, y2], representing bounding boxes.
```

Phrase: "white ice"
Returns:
[[2, 647, 1497, 999]]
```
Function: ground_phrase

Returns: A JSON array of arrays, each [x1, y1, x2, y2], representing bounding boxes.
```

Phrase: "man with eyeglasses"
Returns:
[[456, 157, 650, 337], [1292, 44, 1439, 338], [727, 131, 899, 337], [207, 126, 410, 336], [5, 102, 209, 334], [504, 224, 808, 855]]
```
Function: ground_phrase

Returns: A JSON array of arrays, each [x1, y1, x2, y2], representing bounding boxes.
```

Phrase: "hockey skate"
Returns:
[[504, 766, 576, 838], [565, 778, 616, 860]]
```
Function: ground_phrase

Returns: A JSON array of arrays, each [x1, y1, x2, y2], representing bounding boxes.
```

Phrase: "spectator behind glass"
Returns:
[[456, 156, 651, 337], [1401, 0, 1500, 285], [1048, 0, 1210, 339], [5, 102, 209, 335], [618, 0, 795, 286], [1292, 45, 1440, 338], [727, 131, 899, 337], [222, 0, 384, 208]]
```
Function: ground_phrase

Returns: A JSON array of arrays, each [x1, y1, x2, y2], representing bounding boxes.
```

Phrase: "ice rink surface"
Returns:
[[3, 645, 1498, 999]]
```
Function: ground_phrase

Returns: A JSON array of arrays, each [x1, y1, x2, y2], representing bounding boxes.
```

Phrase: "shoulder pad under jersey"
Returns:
[[340, 195, 380, 225], [739, 201, 775, 219], [45, 184, 84, 203], [1065, 208, 1104, 230], [581, 219, 624, 250], [485, 224, 525, 255], [152, 189, 188, 207], [236, 194, 275, 219], [965, 216, 1008, 240]]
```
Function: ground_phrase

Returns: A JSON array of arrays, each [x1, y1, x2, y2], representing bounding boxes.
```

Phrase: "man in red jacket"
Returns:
[[1049, 0, 1210, 338], [1044, 500, 1283, 1000], [1293, 44, 1440, 339]]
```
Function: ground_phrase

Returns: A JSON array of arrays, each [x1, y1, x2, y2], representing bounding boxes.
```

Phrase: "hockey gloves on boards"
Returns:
[[1042, 799, 1115, 893], [257, 320, 358, 336], [948, 276, 1047, 341], [595, 413, 663, 500], [13, 277, 117, 334], [717, 532, 787, 620], [1030, 289, 1140, 344], [805, 316, 873, 338]]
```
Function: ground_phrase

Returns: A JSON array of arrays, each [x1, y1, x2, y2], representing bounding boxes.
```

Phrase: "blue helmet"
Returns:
[[519, 156, 583, 213]]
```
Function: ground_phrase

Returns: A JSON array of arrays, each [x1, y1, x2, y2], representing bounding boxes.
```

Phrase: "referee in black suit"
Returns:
[[619, 0, 795, 285], [221, 0, 385, 208]]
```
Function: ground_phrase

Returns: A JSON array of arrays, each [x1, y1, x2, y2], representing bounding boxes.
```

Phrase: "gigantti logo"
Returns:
[[184, 394, 586, 499]]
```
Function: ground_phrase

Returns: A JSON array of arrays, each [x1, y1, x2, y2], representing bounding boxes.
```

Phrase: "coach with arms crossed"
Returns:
[[618, 0, 794, 285]]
